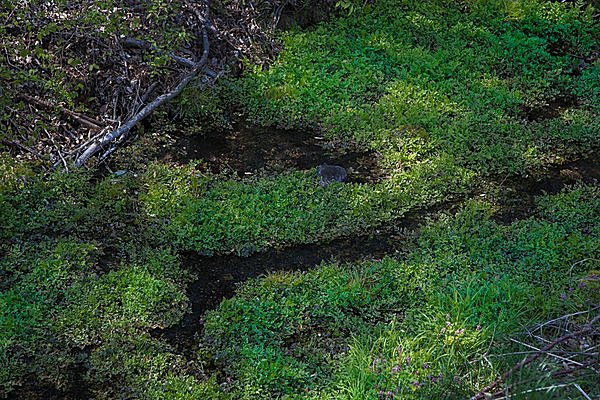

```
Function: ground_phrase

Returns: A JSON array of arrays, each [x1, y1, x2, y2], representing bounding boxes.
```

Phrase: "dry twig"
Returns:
[[471, 313, 600, 400]]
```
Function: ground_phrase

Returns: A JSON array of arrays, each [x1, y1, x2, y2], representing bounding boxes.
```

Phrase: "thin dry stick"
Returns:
[[471, 313, 600, 400], [492, 383, 578, 400], [532, 305, 600, 331], [490, 359, 600, 400], [508, 338, 584, 366], [573, 383, 592, 400], [551, 359, 599, 379], [17, 94, 103, 130], [44, 130, 69, 172], [569, 259, 598, 276]]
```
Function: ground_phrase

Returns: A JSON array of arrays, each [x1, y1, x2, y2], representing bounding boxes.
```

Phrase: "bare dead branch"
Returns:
[[17, 94, 103, 130], [471, 313, 600, 400], [122, 37, 197, 68], [0, 138, 42, 158]]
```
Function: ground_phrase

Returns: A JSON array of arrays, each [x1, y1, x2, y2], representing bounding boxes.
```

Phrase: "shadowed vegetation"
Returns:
[[1, 0, 599, 398]]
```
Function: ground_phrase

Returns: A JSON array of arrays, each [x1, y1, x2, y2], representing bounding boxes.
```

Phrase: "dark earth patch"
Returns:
[[157, 126, 384, 184], [154, 222, 413, 353], [522, 95, 578, 121], [5, 360, 91, 400], [489, 156, 600, 224]]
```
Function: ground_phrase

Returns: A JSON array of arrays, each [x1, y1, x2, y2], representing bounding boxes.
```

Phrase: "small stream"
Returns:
[[155, 154, 600, 352]]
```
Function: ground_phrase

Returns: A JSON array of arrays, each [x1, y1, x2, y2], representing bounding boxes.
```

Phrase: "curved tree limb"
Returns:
[[74, 24, 210, 167]]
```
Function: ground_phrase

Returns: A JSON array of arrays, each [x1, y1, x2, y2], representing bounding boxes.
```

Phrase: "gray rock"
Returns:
[[317, 164, 347, 187]]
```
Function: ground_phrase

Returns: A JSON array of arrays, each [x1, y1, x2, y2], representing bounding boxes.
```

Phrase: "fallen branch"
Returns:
[[471, 313, 600, 400], [98, 127, 133, 163], [0, 138, 42, 158], [122, 37, 197, 68], [50, 128, 109, 170], [74, 23, 210, 167], [17, 94, 103, 130]]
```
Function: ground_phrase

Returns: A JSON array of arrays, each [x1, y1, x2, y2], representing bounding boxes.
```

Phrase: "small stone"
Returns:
[[317, 164, 347, 187]]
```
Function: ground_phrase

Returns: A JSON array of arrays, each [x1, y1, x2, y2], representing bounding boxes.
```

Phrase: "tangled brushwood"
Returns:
[[0, 0, 340, 168], [474, 303, 600, 400]]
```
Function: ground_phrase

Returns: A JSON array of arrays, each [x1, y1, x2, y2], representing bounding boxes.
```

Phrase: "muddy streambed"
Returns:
[[490, 156, 600, 224], [157, 126, 384, 183], [158, 219, 415, 351], [156, 152, 600, 351]]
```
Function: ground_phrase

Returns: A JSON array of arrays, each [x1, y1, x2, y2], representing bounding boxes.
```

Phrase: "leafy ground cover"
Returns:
[[2, 161, 598, 398], [1, 0, 599, 398], [200, 184, 599, 399], [230, 0, 599, 172], [143, 0, 599, 254]]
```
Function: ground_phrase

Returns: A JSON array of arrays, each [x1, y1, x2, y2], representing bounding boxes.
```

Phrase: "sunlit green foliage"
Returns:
[[141, 159, 472, 254], [229, 0, 599, 173], [202, 185, 600, 398]]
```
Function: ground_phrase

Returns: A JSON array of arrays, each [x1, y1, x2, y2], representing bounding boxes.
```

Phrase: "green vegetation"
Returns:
[[141, 161, 471, 254], [3, 165, 597, 397], [153, 0, 599, 253], [230, 0, 599, 176], [1, 0, 599, 398], [201, 185, 599, 398]]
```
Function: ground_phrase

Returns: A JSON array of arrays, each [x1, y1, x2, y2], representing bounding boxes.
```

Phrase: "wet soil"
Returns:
[[156, 215, 425, 353], [4, 362, 91, 400], [488, 156, 600, 224], [155, 155, 600, 354], [522, 95, 578, 121], [158, 126, 385, 184]]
